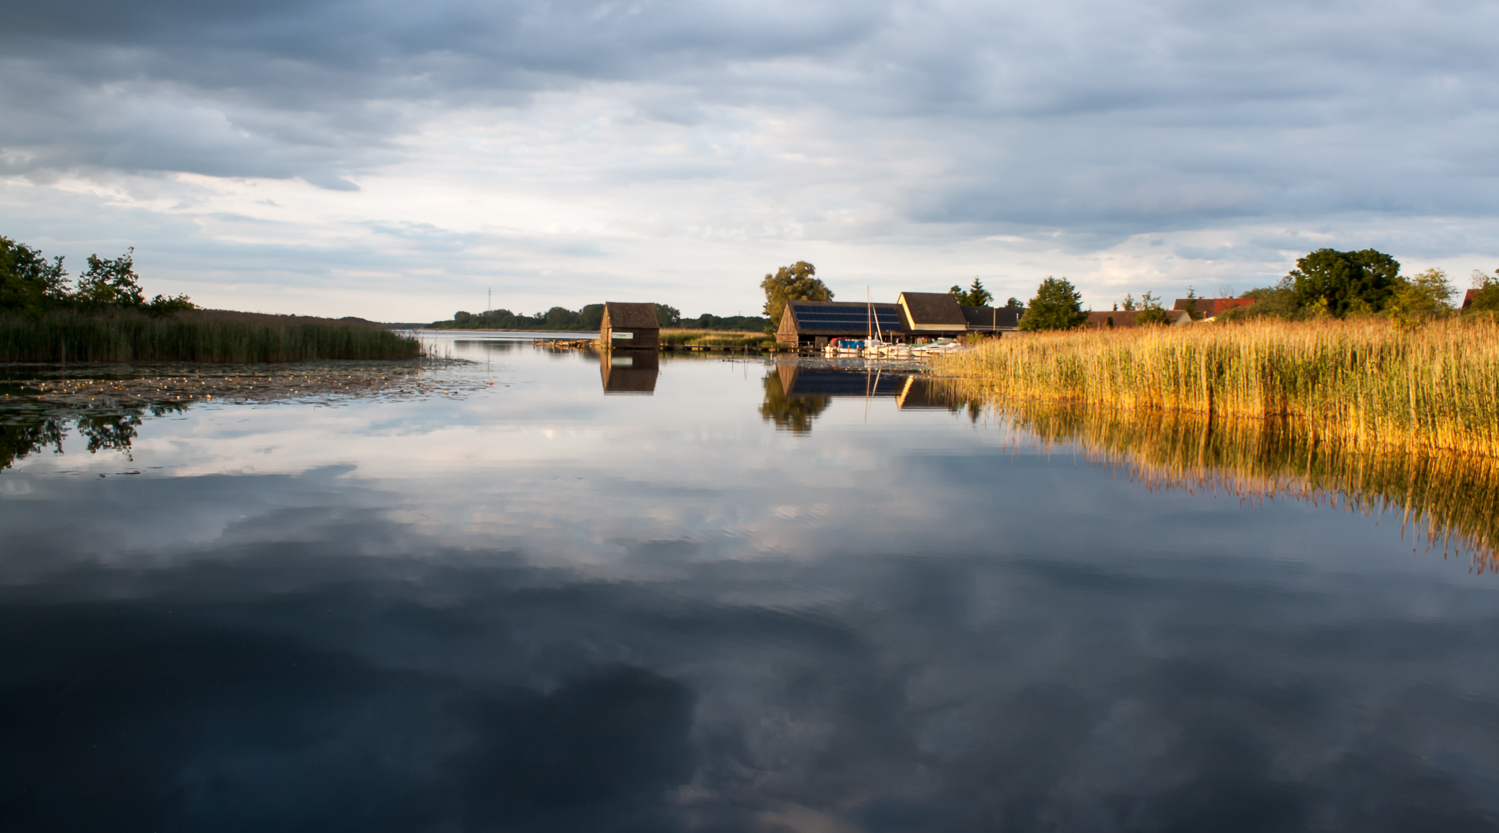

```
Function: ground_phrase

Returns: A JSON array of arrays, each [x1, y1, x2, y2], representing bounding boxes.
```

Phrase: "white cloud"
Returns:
[[3, 0, 1498, 319]]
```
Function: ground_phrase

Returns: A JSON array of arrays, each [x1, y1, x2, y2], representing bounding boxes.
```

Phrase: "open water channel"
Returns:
[[3, 333, 1498, 831]]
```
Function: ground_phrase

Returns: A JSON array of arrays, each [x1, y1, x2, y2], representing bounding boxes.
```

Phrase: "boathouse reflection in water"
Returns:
[[760, 363, 975, 434], [600, 351, 659, 395]]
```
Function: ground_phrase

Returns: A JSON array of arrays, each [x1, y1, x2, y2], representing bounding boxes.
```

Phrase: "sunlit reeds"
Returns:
[[938, 318, 1499, 458], [658, 329, 771, 348], [0, 309, 421, 363]]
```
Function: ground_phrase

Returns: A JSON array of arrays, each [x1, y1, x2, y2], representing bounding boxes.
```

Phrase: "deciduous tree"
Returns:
[[76, 248, 146, 308], [1387, 268, 1454, 329], [1286, 248, 1402, 317], [1468, 270, 1499, 313], [0, 236, 69, 313], [761, 261, 831, 334], [1018, 277, 1087, 332]]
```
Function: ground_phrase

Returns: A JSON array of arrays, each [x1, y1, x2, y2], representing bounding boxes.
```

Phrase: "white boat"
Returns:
[[910, 338, 966, 357], [824, 338, 865, 356]]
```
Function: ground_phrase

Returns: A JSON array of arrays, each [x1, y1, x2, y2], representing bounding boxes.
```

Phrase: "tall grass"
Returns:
[[658, 329, 771, 348], [938, 318, 1499, 457], [993, 400, 1499, 570], [0, 309, 420, 362]]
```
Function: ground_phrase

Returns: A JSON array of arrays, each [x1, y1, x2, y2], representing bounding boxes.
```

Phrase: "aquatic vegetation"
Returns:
[[938, 318, 1499, 458], [658, 329, 771, 348], [0, 309, 420, 363]]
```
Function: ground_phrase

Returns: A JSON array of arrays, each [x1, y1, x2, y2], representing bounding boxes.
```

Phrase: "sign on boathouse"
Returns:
[[600, 302, 660, 350]]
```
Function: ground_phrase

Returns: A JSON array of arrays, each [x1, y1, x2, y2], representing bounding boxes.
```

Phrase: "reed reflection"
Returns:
[[992, 397, 1499, 570]]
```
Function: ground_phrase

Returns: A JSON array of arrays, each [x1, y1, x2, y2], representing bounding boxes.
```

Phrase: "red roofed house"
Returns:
[[1173, 298, 1257, 318]]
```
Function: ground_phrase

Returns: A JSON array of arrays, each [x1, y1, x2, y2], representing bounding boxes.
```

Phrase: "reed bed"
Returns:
[[658, 329, 771, 348], [938, 318, 1499, 458], [0, 309, 420, 363], [992, 400, 1499, 571]]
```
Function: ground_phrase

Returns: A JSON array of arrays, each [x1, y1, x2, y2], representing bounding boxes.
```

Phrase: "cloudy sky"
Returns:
[[2, 0, 1497, 321]]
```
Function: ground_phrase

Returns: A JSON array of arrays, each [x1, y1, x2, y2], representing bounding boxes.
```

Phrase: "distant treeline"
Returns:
[[1, 235, 419, 362], [430, 304, 768, 332]]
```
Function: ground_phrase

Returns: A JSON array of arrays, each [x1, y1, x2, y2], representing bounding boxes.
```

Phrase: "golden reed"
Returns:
[[938, 318, 1499, 458]]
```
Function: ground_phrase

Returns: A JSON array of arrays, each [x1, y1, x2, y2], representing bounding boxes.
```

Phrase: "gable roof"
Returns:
[[1087, 309, 1191, 329], [1173, 298, 1256, 316], [898, 292, 967, 328], [603, 302, 659, 329], [960, 305, 1021, 330], [1464, 288, 1479, 309], [782, 301, 907, 335]]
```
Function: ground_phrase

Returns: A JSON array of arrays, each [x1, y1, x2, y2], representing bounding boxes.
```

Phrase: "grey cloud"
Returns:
[[4, 0, 1498, 236]]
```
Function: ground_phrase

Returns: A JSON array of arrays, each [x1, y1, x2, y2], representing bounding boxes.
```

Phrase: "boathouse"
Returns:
[[600, 302, 660, 350], [776, 301, 907, 348]]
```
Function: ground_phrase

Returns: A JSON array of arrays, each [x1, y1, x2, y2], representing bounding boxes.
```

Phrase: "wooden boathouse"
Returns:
[[600, 302, 660, 350], [776, 292, 1019, 348], [776, 301, 906, 349]]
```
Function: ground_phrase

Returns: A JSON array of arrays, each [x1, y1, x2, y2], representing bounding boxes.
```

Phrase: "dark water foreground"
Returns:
[[3, 336, 1498, 832]]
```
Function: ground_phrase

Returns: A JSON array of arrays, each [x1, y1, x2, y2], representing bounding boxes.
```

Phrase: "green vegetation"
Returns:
[[949, 277, 993, 307], [1, 234, 417, 362], [758, 370, 828, 434], [1468, 269, 1499, 313], [1286, 248, 1402, 316], [0, 402, 182, 470], [1018, 276, 1087, 332], [0, 309, 420, 363], [1134, 291, 1172, 326], [2, 237, 193, 316], [432, 303, 765, 332], [760, 261, 832, 334], [939, 317, 1499, 458], [1217, 248, 1497, 325], [658, 329, 771, 348]]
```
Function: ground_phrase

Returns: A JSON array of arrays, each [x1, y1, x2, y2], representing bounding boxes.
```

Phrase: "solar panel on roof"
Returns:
[[793, 306, 905, 330]]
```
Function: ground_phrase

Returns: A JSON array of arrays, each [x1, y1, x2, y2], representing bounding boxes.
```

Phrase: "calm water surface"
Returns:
[[4, 334, 1498, 832]]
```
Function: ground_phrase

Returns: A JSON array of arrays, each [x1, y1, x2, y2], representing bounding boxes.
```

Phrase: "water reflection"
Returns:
[[760, 363, 979, 433], [758, 369, 830, 434], [5, 346, 1499, 830], [993, 396, 1499, 569], [1, 403, 185, 469], [600, 351, 659, 395]]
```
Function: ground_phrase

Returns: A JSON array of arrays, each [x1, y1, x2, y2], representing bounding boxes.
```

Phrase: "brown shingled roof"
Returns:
[[898, 292, 967, 327], [603, 302, 659, 329], [1087, 310, 1191, 329]]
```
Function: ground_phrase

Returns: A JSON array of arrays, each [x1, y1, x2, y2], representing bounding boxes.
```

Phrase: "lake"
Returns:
[[4, 333, 1498, 832]]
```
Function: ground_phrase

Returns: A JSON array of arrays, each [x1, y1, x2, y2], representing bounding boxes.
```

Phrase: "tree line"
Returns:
[[1016, 248, 1499, 332], [1, 236, 194, 315], [434, 304, 768, 332]]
